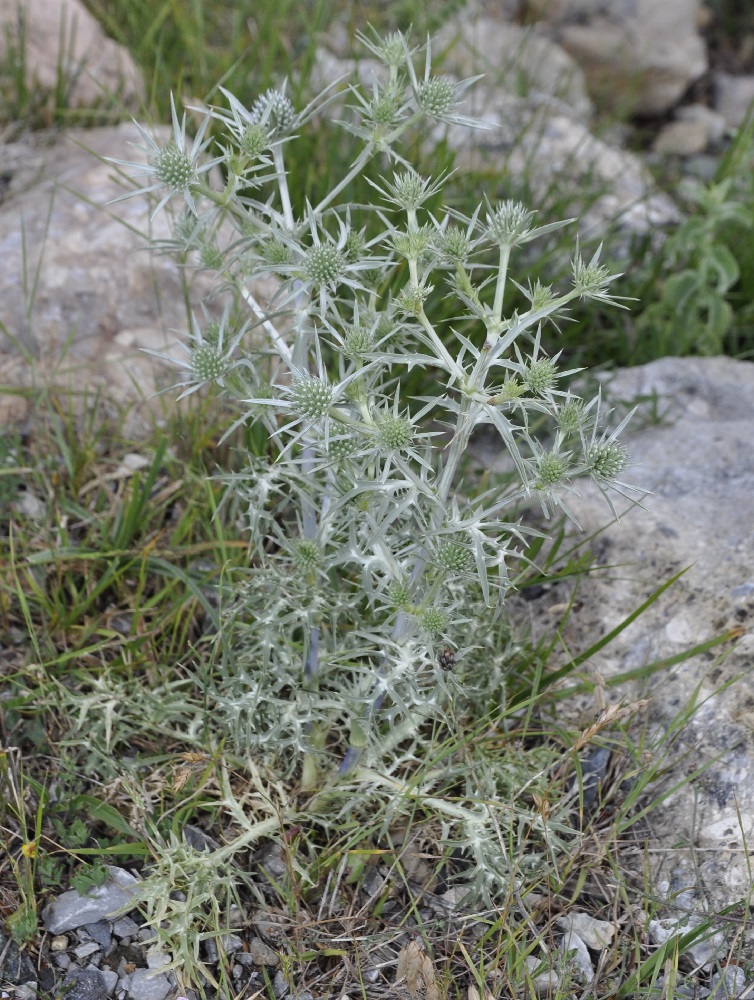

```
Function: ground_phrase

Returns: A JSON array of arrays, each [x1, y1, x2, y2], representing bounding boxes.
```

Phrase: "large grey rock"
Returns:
[[0, 0, 143, 110], [42, 866, 139, 933], [313, 22, 678, 248], [0, 124, 270, 435], [436, 8, 594, 122], [525, 0, 707, 115], [444, 92, 679, 245], [713, 72, 754, 130], [487, 357, 754, 924], [62, 967, 109, 1000]]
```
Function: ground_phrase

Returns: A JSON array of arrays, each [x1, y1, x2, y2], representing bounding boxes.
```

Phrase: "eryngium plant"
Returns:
[[114, 30, 638, 900]]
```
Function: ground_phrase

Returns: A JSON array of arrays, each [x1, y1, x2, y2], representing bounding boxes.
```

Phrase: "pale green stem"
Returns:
[[311, 144, 375, 217], [492, 244, 511, 330], [272, 146, 294, 231], [239, 285, 292, 363]]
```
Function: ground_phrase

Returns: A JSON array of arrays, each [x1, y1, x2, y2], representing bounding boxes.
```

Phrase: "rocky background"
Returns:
[[2, 0, 754, 995]]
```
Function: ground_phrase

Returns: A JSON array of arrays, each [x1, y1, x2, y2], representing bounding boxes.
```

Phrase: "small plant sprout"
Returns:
[[116, 28, 644, 926]]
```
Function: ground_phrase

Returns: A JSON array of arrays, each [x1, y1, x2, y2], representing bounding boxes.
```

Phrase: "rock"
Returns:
[[74, 941, 102, 960], [709, 967, 749, 999], [126, 970, 171, 1000], [62, 967, 109, 1000], [0, 0, 143, 111], [524, 955, 562, 994], [436, 5, 593, 121], [111, 917, 139, 941], [444, 94, 679, 245], [98, 969, 119, 997], [0, 930, 38, 985], [713, 72, 754, 129], [559, 929, 593, 983], [487, 356, 754, 930], [84, 921, 112, 951], [312, 34, 678, 248], [653, 104, 726, 156], [525, 0, 707, 115], [0, 124, 273, 435], [42, 866, 139, 934], [248, 936, 279, 966], [556, 912, 617, 949]]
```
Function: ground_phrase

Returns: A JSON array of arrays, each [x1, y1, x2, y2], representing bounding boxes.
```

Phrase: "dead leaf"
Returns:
[[396, 939, 442, 1000]]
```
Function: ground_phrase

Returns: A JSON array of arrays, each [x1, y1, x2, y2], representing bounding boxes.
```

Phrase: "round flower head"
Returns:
[[107, 94, 221, 220]]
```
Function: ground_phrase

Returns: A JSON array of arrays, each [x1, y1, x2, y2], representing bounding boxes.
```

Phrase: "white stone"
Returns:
[[126, 970, 171, 1000], [43, 867, 139, 934], [0, 0, 143, 110], [482, 356, 754, 919], [527, 0, 707, 115], [559, 930, 593, 983], [698, 813, 754, 849], [436, 5, 593, 121], [714, 73, 754, 129], [556, 912, 617, 949]]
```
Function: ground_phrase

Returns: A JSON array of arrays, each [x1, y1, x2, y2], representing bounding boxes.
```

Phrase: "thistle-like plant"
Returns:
[[115, 30, 640, 911]]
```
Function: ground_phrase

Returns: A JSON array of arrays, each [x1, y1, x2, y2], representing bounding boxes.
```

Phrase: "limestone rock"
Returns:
[[653, 105, 726, 156], [525, 0, 707, 116], [43, 866, 139, 933], [485, 357, 754, 920], [0, 0, 143, 110], [713, 72, 754, 130], [436, 7, 593, 122], [0, 123, 272, 435], [444, 93, 679, 245]]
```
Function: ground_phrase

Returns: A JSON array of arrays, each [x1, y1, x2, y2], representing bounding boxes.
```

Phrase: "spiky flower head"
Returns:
[[199, 242, 224, 271], [239, 122, 271, 158], [367, 86, 406, 128], [439, 226, 471, 264], [523, 357, 558, 396], [388, 580, 412, 608], [486, 201, 536, 247], [295, 539, 322, 571], [436, 542, 472, 574], [328, 436, 359, 461], [304, 244, 346, 287], [191, 345, 227, 383], [572, 246, 621, 302], [343, 326, 373, 357], [250, 88, 296, 135], [417, 76, 456, 119], [537, 452, 569, 487], [377, 414, 413, 451], [397, 282, 431, 317], [391, 226, 433, 260], [290, 374, 334, 419], [557, 398, 585, 436], [260, 238, 292, 267], [421, 606, 449, 635], [153, 141, 195, 193], [588, 441, 629, 480]]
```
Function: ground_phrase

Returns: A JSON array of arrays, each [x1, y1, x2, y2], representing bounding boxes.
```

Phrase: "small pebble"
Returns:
[[272, 970, 289, 999], [709, 967, 748, 999], [62, 967, 108, 1000], [112, 918, 139, 940], [54, 955, 71, 971], [96, 969, 119, 998], [146, 951, 171, 970], [14, 985, 37, 1000], [74, 941, 101, 960], [84, 921, 113, 951], [51, 935, 69, 952], [127, 969, 172, 1000]]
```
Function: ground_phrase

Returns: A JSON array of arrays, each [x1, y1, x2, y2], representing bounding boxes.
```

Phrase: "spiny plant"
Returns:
[[109, 26, 645, 968]]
